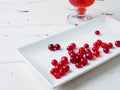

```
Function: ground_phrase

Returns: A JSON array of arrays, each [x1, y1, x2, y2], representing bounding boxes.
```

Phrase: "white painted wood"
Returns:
[[0, 0, 120, 89]]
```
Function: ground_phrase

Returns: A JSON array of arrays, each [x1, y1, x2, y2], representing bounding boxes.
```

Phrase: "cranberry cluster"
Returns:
[[50, 56, 70, 79], [49, 30, 120, 79]]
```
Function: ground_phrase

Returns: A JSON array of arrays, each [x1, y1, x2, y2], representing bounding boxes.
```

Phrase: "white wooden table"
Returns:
[[0, 0, 120, 90]]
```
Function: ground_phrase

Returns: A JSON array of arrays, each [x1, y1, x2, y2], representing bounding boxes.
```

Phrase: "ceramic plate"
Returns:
[[18, 16, 120, 88]]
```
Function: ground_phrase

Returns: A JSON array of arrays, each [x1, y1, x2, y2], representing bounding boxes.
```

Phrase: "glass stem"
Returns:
[[76, 7, 87, 19]]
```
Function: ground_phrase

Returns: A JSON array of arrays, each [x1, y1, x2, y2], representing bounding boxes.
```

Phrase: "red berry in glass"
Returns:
[[115, 40, 120, 47], [69, 0, 95, 15]]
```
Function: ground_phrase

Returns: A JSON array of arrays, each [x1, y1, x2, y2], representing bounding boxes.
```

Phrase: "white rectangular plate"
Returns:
[[18, 16, 120, 88]]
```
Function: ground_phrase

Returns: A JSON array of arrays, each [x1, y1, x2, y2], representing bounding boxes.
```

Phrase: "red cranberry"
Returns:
[[70, 57, 77, 63], [93, 51, 100, 57], [59, 61, 65, 66], [84, 43, 89, 48], [115, 40, 120, 47], [101, 42, 108, 48], [50, 68, 57, 75], [108, 42, 113, 49], [67, 45, 73, 51], [54, 44, 61, 50], [61, 56, 68, 64], [79, 47, 85, 54], [103, 48, 109, 54], [54, 65, 61, 72], [80, 58, 88, 66], [75, 62, 83, 68], [51, 59, 58, 66], [92, 46, 99, 52], [62, 65, 70, 72], [69, 51, 76, 58], [59, 68, 66, 76], [77, 51, 84, 58], [85, 51, 94, 60], [53, 72, 61, 79], [48, 44, 55, 51], [70, 43, 76, 49], [95, 30, 100, 35], [93, 42, 99, 47], [96, 39, 102, 46]]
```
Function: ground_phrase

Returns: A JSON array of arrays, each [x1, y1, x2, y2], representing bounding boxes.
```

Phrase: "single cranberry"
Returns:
[[79, 47, 85, 54], [70, 43, 76, 49], [93, 51, 100, 57], [61, 56, 68, 64], [95, 30, 100, 35], [115, 40, 120, 47], [51, 59, 58, 66], [59, 68, 66, 76], [75, 55, 80, 63], [50, 68, 57, 75], [108, 42, 113, 49], [77, 51, 84, 58], [54, 44, 61, 50], [75, 62, 83, 68], [48, 44, 55, 51], [53, 72, 61, 79], [59, 61, 65, 66], [69, 51, 76, 58], [103, 48, 109, 54], [80, 58, 88, 66], [84, 43, 89, 48], [96, 39, 102, 46], [67, 45, 73, 51], [85, 52, 94, 60], [54, 65, 61, 72], [85, 48, 92, 53], [92, 46, 99, 52], [93, 42, 100, 47], [70, 57, 77, 63], [62, 65, 70, 72]]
